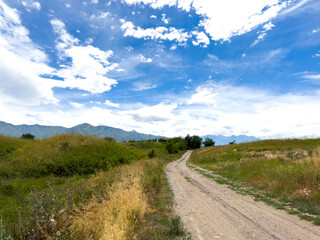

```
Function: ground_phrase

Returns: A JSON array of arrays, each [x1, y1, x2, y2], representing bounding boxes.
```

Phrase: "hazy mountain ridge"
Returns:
[[0, 121, 163, 142], [202, 134, 260, 145]]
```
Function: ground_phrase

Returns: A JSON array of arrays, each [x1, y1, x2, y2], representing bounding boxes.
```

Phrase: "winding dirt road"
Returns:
[[166, 151, 320, 240]]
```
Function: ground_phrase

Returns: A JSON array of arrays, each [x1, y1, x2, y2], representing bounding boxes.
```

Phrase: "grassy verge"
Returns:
[[189, 138, 320, 225], [137, 157, 190, 240], [0, 134, 189, 239]]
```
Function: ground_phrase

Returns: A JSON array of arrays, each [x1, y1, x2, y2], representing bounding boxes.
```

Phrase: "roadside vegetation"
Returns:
[[165, 134, 203, 154], [189, 138, 320, 225], [0, 134, 189, 239]]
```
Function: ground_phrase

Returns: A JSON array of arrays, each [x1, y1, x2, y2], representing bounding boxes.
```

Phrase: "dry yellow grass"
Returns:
[[70, 163, 150, 240]]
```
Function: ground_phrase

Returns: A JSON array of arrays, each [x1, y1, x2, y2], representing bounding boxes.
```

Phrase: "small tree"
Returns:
[[185, 135, 202, 149], [203, 138, 215, 147], [229, 140, 236, 145], [21, 133, 35, 139]]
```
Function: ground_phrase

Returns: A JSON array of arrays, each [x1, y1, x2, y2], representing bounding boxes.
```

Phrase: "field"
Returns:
[[189, 138, 320, 224], [0, 134, 188, 239]]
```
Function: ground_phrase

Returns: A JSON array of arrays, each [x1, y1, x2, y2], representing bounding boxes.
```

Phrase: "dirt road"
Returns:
[[166, 151, 320, 240]]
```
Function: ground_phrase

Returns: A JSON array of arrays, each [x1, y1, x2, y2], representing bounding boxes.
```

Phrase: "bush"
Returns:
[[20, 133, 35, 139], [104, 137, 115, 142], [166, 137, 186, 154], [185, 134, 202, 149], [148, 149, 155, 158], [203, 138, 215, 147]]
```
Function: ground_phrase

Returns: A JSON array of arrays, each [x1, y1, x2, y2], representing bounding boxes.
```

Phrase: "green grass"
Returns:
[[189, 138, 320, 224], [0, 134, 187, 239], [0, 134, 149, 177], [137, 156, 190, 240]]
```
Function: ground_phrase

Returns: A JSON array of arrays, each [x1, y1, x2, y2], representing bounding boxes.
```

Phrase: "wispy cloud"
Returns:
[[22, 0, 41, 11], [251, 22, 275, 47], [132, 82, 157, 91], [204, 48, 288, 74], [299, 72, 320, 84], [137, 54, 152, 63], [104, 100, 120, 108]]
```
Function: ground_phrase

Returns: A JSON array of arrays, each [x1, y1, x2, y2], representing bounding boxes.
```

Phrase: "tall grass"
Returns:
[[190, 139, 320, 203], [0, 134, 147, 177], [0, 134, 187, 239], [70, 166, 150, 240]]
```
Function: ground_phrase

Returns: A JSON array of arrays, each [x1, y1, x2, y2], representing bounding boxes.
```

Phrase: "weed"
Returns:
[[169, 216, 186, 236]]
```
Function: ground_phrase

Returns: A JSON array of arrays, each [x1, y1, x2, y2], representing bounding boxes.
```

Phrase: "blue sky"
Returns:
[[1, 0, 320, 138]]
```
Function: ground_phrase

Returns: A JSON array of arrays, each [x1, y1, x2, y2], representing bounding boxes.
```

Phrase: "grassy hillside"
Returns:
[[190, 138, 320, 224], [0, 134, 188, 239]]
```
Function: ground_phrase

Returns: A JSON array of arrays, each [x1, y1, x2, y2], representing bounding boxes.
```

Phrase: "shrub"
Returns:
[[148, 149, 155, 158], [20, 133, 35, 139], [203, 138, 215, 147]]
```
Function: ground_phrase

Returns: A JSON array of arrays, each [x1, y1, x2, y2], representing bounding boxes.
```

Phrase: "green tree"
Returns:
[[20, 133, 35, 139], [185, 135, 202, 149], [203, 138, 215, 147], [166, 137, 186, 153]]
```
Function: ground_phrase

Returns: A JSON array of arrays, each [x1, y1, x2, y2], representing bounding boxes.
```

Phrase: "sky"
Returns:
[[1, 0, 320, 138]]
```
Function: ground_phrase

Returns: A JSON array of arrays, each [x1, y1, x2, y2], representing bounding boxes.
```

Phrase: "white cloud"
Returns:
[[104, 100, 120, 108], [312, 28, 320, 34], [161, 14, 170, 24], [251, 22, 275, 46], [50, 19, 79, 52], [170, 44, 177, 50], [192, 31, 210, 47], [180, 81, 320, 138], [120, 19, 190, 43], [122, 0, 293, 42], [204, 49, 287, 74], [137, 54, 152, 63], [150, 15, 157, 19], [2, 79, 320, 138], [281, 0, 310, 15], [70, 102, 85, 108], [91, 11, 110, 19], [120, 19, 211, 47], [91, 0, 98, 4], [0, 0, 57, 106], [50, 19, 118, 93], [22, 1, 41, 11], [132, 82, 157, 91], [65, 3, 71, 8], [263, 22, 275, 31], [300, 73, 320, 84], [86, 37, 94, 44], [122, 102, 176, 123], [99, 12, 110, 19], [313, 51, 320, 58]]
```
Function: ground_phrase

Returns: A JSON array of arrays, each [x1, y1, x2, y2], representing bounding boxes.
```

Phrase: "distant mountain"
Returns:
[[201, 134, 260, 146], [0, 121, 163, 142]]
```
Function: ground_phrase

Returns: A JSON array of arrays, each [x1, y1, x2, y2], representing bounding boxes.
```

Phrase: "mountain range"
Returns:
[[202, 135, 260, 146], [0, 121, 163, 142], [0, 121, 260, 144]]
